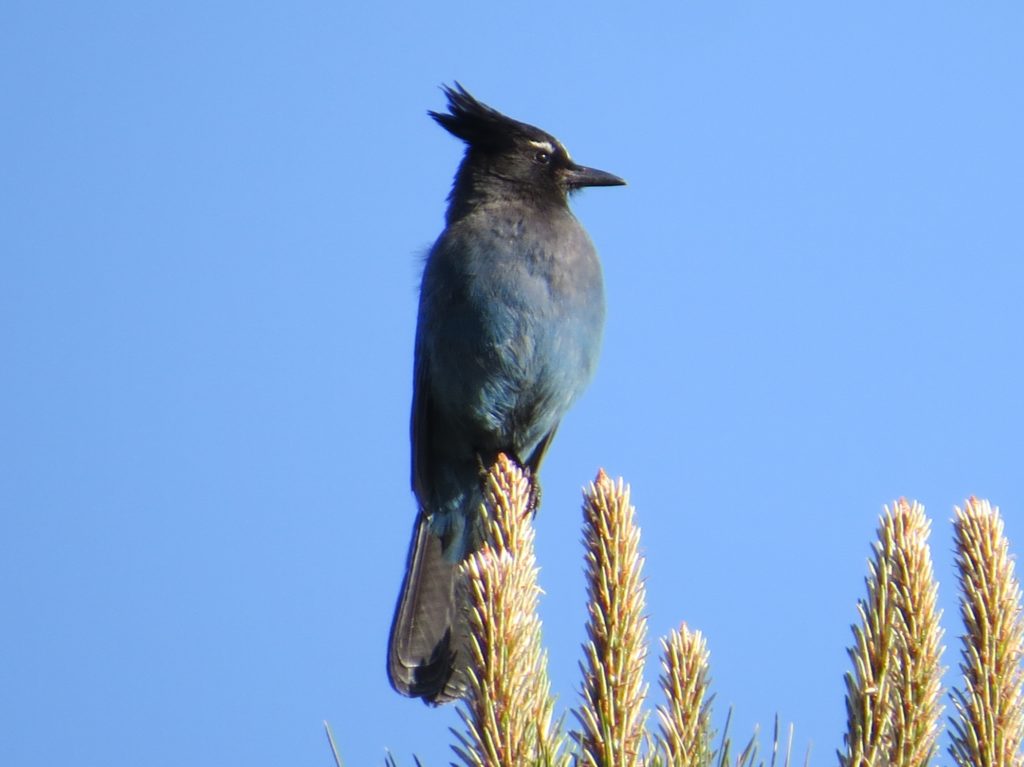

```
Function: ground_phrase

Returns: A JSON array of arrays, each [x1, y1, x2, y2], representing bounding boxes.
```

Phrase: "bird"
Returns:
[[388, 83, 624, 704]]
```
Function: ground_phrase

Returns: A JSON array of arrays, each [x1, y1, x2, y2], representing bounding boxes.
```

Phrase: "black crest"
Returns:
[[429, 83, 550, 149]]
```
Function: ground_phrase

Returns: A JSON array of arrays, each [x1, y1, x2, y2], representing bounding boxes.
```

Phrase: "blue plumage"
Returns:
[[388, 84, 623, 703]]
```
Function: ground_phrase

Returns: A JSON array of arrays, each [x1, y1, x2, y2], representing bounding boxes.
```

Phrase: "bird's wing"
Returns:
[[410, 326, 433, 504], [395, 300, 468, 703]]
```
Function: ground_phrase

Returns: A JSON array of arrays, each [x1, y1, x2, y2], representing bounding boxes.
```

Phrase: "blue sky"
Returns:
[[3, 2, 1023, 765]]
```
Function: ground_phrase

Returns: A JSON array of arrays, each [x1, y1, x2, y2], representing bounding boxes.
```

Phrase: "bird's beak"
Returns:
[[564, 162, 627, 189]]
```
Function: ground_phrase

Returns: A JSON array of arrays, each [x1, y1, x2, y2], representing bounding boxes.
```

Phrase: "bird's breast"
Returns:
[[421, 209, 605, 449]]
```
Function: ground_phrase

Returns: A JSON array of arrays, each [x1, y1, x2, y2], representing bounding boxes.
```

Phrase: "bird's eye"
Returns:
[[534, 150, 551, 165]]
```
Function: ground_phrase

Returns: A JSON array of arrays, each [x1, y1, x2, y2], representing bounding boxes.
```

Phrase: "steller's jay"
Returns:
[[388, 84, 624, 703]]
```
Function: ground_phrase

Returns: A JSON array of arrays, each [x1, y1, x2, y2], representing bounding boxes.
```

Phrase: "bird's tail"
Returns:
[[387, 514, 467, 703]]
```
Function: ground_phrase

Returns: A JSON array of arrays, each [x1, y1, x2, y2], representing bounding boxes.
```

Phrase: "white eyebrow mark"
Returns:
[[528, 139, 555, 153]]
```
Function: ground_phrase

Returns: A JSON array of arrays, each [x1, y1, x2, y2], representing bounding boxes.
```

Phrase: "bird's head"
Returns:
[[431, 83, 624, 210]]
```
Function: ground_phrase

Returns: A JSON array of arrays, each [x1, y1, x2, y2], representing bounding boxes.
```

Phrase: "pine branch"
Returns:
[[657, 624, 713, 767], [949, 498, 1024, 767], [841, 503, 901, 767], [575, 471, 649, 767], [454, 455, 566, 767], [887, 499, 944, 767]]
